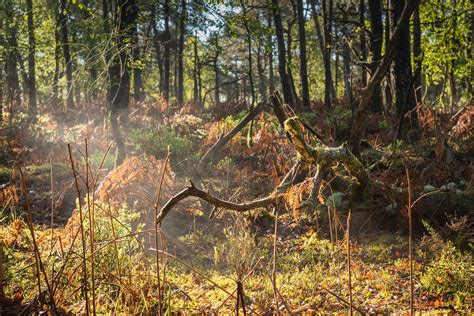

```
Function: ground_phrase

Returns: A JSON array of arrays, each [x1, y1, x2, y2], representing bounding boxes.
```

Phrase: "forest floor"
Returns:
[[0, 100, 472, 314]]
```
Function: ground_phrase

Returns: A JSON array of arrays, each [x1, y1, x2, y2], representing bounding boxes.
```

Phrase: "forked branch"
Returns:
[[157, 161, 300, 224]]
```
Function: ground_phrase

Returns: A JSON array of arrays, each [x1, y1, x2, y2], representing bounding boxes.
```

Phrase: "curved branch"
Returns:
[[157, 161, 301, 224], [156, 182, 281, 224]]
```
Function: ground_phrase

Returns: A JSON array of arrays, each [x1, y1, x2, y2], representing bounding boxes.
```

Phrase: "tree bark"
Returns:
[[272, 0, 294, 106], [59, 0, 74, 111], [177, 0, 186, 105], [297, 0, 310, 108], [359, 0, 367, 86], [257, 37, 267, 102], [193, 35, 201, 105], [26, 0, 37, 118], [132, 1, 144, 102], [108, 0, 134, 166], [162, 0, 171, 103], [268, 15, 275, 96], [150, 3, 164, 98], [340, 7, 352, 101], [413, 5, 422, 103], [52, 7, 61, 105], [240, 0, 256, 110], [0, 14, 4, 122], [368, 0, 383, 112], [196, 103, 264, 178], [392, 0, 417, 138], [349, 0, 420, 155], [286, 7, 299, 104], [271, 92, 368, 189], [213, 37, 220, 107], [310, 0, 335, 108], [5, 2, 21, 121]]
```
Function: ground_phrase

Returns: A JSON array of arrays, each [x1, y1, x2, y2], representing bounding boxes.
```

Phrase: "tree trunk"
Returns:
[[150, 3, 164, 99], [0, 14, 4, 122], [26, 0, 37, 118], [272, 0, 293, 105], [177, 0, 186, 105], [368, 0, 383, 112], [72, 30, 81, 106], [5, 2, 21, 121], [108, 0, 134, 166], [413, 5, 422, 103], [297, 0, 310, 108], [286, 8, 299, 104], [241, 0, 256, 110], [132, 1, 144, 102], [162, 0, 171, 103], [52, 7, 61, 105], [213, 37, 220, 107], [257, 37, 267, 102], [268, 15, 275, 96], [384, 0, 392, 112], [174, 23, 178, 101], [193, 35, 200, 105], [310, 0, 335, 108], [359, 0, 367, 86], [341, 7, 352, 101], [349, 0, 420, 155], [392, 0, 417, 138], [59, 0, 74, 111]]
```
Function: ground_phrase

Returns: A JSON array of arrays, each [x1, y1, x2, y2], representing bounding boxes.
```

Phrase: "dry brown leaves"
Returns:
[[96, 155, 174, 209]]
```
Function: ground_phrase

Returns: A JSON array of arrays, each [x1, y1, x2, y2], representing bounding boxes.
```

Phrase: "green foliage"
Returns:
[[129, 126, 193, 159], [420, 242, 472, 301], [417, 221, 473, 305], [89, 149, 115, 171]]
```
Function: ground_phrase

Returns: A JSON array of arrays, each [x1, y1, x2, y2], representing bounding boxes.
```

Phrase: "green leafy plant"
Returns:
[[130, 126, 193, 159]]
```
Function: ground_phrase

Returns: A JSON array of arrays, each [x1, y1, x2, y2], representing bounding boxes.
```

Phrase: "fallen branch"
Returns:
[[196, 102, 265, 178], [157, 181, 279, 224], [157, 160, 300, 224], [271, 92, 368, 188]]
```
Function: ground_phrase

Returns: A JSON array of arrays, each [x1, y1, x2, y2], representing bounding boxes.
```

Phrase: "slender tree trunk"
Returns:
[[5, 2, 21, 121], [213, 37, 220, 107], [177, 0, 186, 104], [449, 0, 458, 112], [310, 0, 335, 108], [384, 0, 392, 111], [240, 0, 256, 110], [413, 5, 422, 103], [26, 0, 37, 118], [368, 0, 383, 112], [341, 8, 352, 101], [132, 1, 144, 102], [392, 0, 417, 137], [174, 23, 178, 101], [59, 0, 74, 111], [272, 0, 293, 105], [335, 24, 339, 94], [53, 8, 61, 105], [193, 35, 200, 105], [360, 0, 367, 86], [268, 16, 275, 97], [163, 0, 171, 103], [72, 30, 81, 106], [150, 3, 164, 98], [257, 38, 267, 101], [108, 0, 134, 166], [286, 11, 299, 104], [297, 0, 310, 108], [0, 14, 4, 122]]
